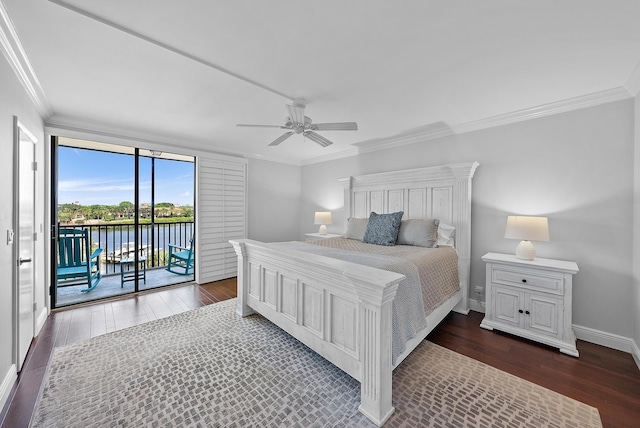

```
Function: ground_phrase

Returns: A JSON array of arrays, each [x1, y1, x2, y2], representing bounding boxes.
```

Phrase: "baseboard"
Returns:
[[0, 364, 17, 416], [468, 298, 485, 314], [631, 339, 640, 371], [573, 323, 639, 368], [36, 307, 48, 336]]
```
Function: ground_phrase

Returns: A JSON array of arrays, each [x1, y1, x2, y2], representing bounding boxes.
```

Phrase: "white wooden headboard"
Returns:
[[337, 162, 479, 314]]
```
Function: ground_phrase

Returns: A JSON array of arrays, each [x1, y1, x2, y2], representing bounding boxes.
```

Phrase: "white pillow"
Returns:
[[437, 223, 456, 247], [343, 217, 369, 240]]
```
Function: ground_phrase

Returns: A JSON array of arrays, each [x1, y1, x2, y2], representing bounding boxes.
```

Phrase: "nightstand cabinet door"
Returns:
[[493, 286, 522, 328], [526, 293, 561, 338], [480, 252, 579, 357], [492, 286, 561, 337]]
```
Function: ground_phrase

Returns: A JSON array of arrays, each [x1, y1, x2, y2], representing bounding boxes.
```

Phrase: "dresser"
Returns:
[[480, 252, 579, 357]]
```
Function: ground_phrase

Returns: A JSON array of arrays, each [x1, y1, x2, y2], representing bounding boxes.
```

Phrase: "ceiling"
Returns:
[[4, 0, 640, 165]]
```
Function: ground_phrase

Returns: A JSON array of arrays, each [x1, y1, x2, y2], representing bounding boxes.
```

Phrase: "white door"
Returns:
[[14, 118, 36, 371]]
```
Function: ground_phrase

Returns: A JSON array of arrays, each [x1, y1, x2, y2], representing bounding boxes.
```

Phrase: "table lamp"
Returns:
[[314, 211, 332, 235], [504, 215, 549, 260]]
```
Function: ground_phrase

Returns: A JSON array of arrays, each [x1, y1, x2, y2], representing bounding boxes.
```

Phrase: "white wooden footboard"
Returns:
[[230, 239, 405, 426]]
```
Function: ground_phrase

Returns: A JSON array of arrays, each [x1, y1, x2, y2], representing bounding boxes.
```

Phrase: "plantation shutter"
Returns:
[[197, 156, 247, 282]]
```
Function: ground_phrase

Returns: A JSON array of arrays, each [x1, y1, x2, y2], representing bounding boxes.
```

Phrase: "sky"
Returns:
[[58, 147, 195, 206]]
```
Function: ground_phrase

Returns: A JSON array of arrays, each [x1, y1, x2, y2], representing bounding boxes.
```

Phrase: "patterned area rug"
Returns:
[[31, 299, 602, 427]]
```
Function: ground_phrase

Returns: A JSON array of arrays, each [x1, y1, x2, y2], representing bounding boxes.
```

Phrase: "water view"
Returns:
[[55, 138, 196, 307]]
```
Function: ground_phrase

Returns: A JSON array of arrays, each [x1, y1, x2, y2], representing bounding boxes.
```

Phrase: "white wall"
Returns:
[[301, 99, 635, 342], [247, 158, 301, 243], [0, 54, 46, 408]]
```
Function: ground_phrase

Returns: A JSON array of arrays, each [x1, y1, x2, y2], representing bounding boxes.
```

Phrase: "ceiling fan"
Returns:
[[236, 99, 358, 147]]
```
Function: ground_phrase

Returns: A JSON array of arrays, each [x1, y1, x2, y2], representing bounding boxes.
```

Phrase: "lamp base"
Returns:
[[318, 224, 327, 235], [515, 240, 536, 260]]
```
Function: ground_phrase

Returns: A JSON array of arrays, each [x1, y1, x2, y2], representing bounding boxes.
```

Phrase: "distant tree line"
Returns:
[[58, 201, 194, 224]]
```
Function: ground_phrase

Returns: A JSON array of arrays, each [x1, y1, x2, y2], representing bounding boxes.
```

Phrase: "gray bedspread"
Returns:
[[271, 238, 459, 362]]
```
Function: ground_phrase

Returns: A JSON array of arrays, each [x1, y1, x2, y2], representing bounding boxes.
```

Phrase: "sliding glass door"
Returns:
[[52, 137, 195, 308], [138, 151, 196, 291]]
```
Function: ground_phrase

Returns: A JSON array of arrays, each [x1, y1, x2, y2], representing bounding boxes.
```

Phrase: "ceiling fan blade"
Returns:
[[237, 124, 287, 128], [286, 102, 306, 125], [304, 131, 333, 147], [268, 131, 294, 146], [311, 122, 358, 131]]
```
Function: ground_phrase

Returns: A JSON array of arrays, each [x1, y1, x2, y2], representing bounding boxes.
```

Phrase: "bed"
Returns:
[[229, 161, 479, 426]]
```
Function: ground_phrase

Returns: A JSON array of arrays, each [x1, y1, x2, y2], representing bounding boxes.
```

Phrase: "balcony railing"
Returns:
[[59, 221, 194, 275]]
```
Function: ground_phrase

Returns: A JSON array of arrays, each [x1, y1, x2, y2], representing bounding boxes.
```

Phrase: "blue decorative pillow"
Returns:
[[363, 211, 404, 246]]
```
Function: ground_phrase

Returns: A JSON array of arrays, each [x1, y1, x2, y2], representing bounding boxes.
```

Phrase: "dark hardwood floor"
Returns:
[[1, 278, 638, 427], [429, 311, 640, 428]]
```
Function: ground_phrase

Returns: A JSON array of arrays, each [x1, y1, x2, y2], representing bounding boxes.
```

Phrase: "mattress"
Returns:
[[307, 237, 459, 314]]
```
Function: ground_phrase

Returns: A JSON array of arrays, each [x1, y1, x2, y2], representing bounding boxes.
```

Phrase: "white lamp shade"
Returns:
[[314, 212, 333, 225], [504, 216, 549, 242], [505, 216, 549, 260], [314, 211, 332, 235]]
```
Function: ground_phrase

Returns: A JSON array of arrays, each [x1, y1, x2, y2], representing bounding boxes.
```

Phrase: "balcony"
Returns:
[[55, 221, 194, 307]]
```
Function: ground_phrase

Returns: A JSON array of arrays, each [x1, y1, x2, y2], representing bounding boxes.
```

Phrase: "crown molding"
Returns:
[[452, 87, 633, 135], [352, 122, 454, 155], [0, 1, 53, 118], [299, 146, 359, 166], [302, 87, 633, 166]]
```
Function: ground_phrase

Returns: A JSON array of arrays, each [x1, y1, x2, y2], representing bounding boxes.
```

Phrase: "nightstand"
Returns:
[[480, 252, 579, 357], [304, 233, 342, 240]]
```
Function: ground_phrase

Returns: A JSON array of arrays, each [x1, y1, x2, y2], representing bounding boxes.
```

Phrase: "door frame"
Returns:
[[12, 116, 37, 371], [50, 136, 58, 309]]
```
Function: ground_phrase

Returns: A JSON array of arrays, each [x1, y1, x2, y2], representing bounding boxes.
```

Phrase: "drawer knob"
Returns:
[[521, 279, 527, 283], [525, 310, 530, 315], [518, 309, 524, 314]]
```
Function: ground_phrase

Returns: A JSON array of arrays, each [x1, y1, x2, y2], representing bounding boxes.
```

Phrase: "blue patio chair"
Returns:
[[166, 238, 194, 275], [57, 228, 103, 292]]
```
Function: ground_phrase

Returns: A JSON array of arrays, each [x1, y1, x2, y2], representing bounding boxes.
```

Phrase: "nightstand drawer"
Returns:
[[492, 266, 564, 294]]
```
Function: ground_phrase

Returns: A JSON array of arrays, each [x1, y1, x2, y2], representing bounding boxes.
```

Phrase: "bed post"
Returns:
[[449, 162, 479, 315], [348, 273, 401, 427], [338, 176, 353, 231], [229, 240, 254, 317]]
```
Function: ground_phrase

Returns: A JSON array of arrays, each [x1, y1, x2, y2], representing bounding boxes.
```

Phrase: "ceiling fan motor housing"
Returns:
[[287, 116, 312, 133]]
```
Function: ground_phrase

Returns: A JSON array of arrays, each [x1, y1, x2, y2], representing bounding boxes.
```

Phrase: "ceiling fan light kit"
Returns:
[[237, 99, 358, 147]]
